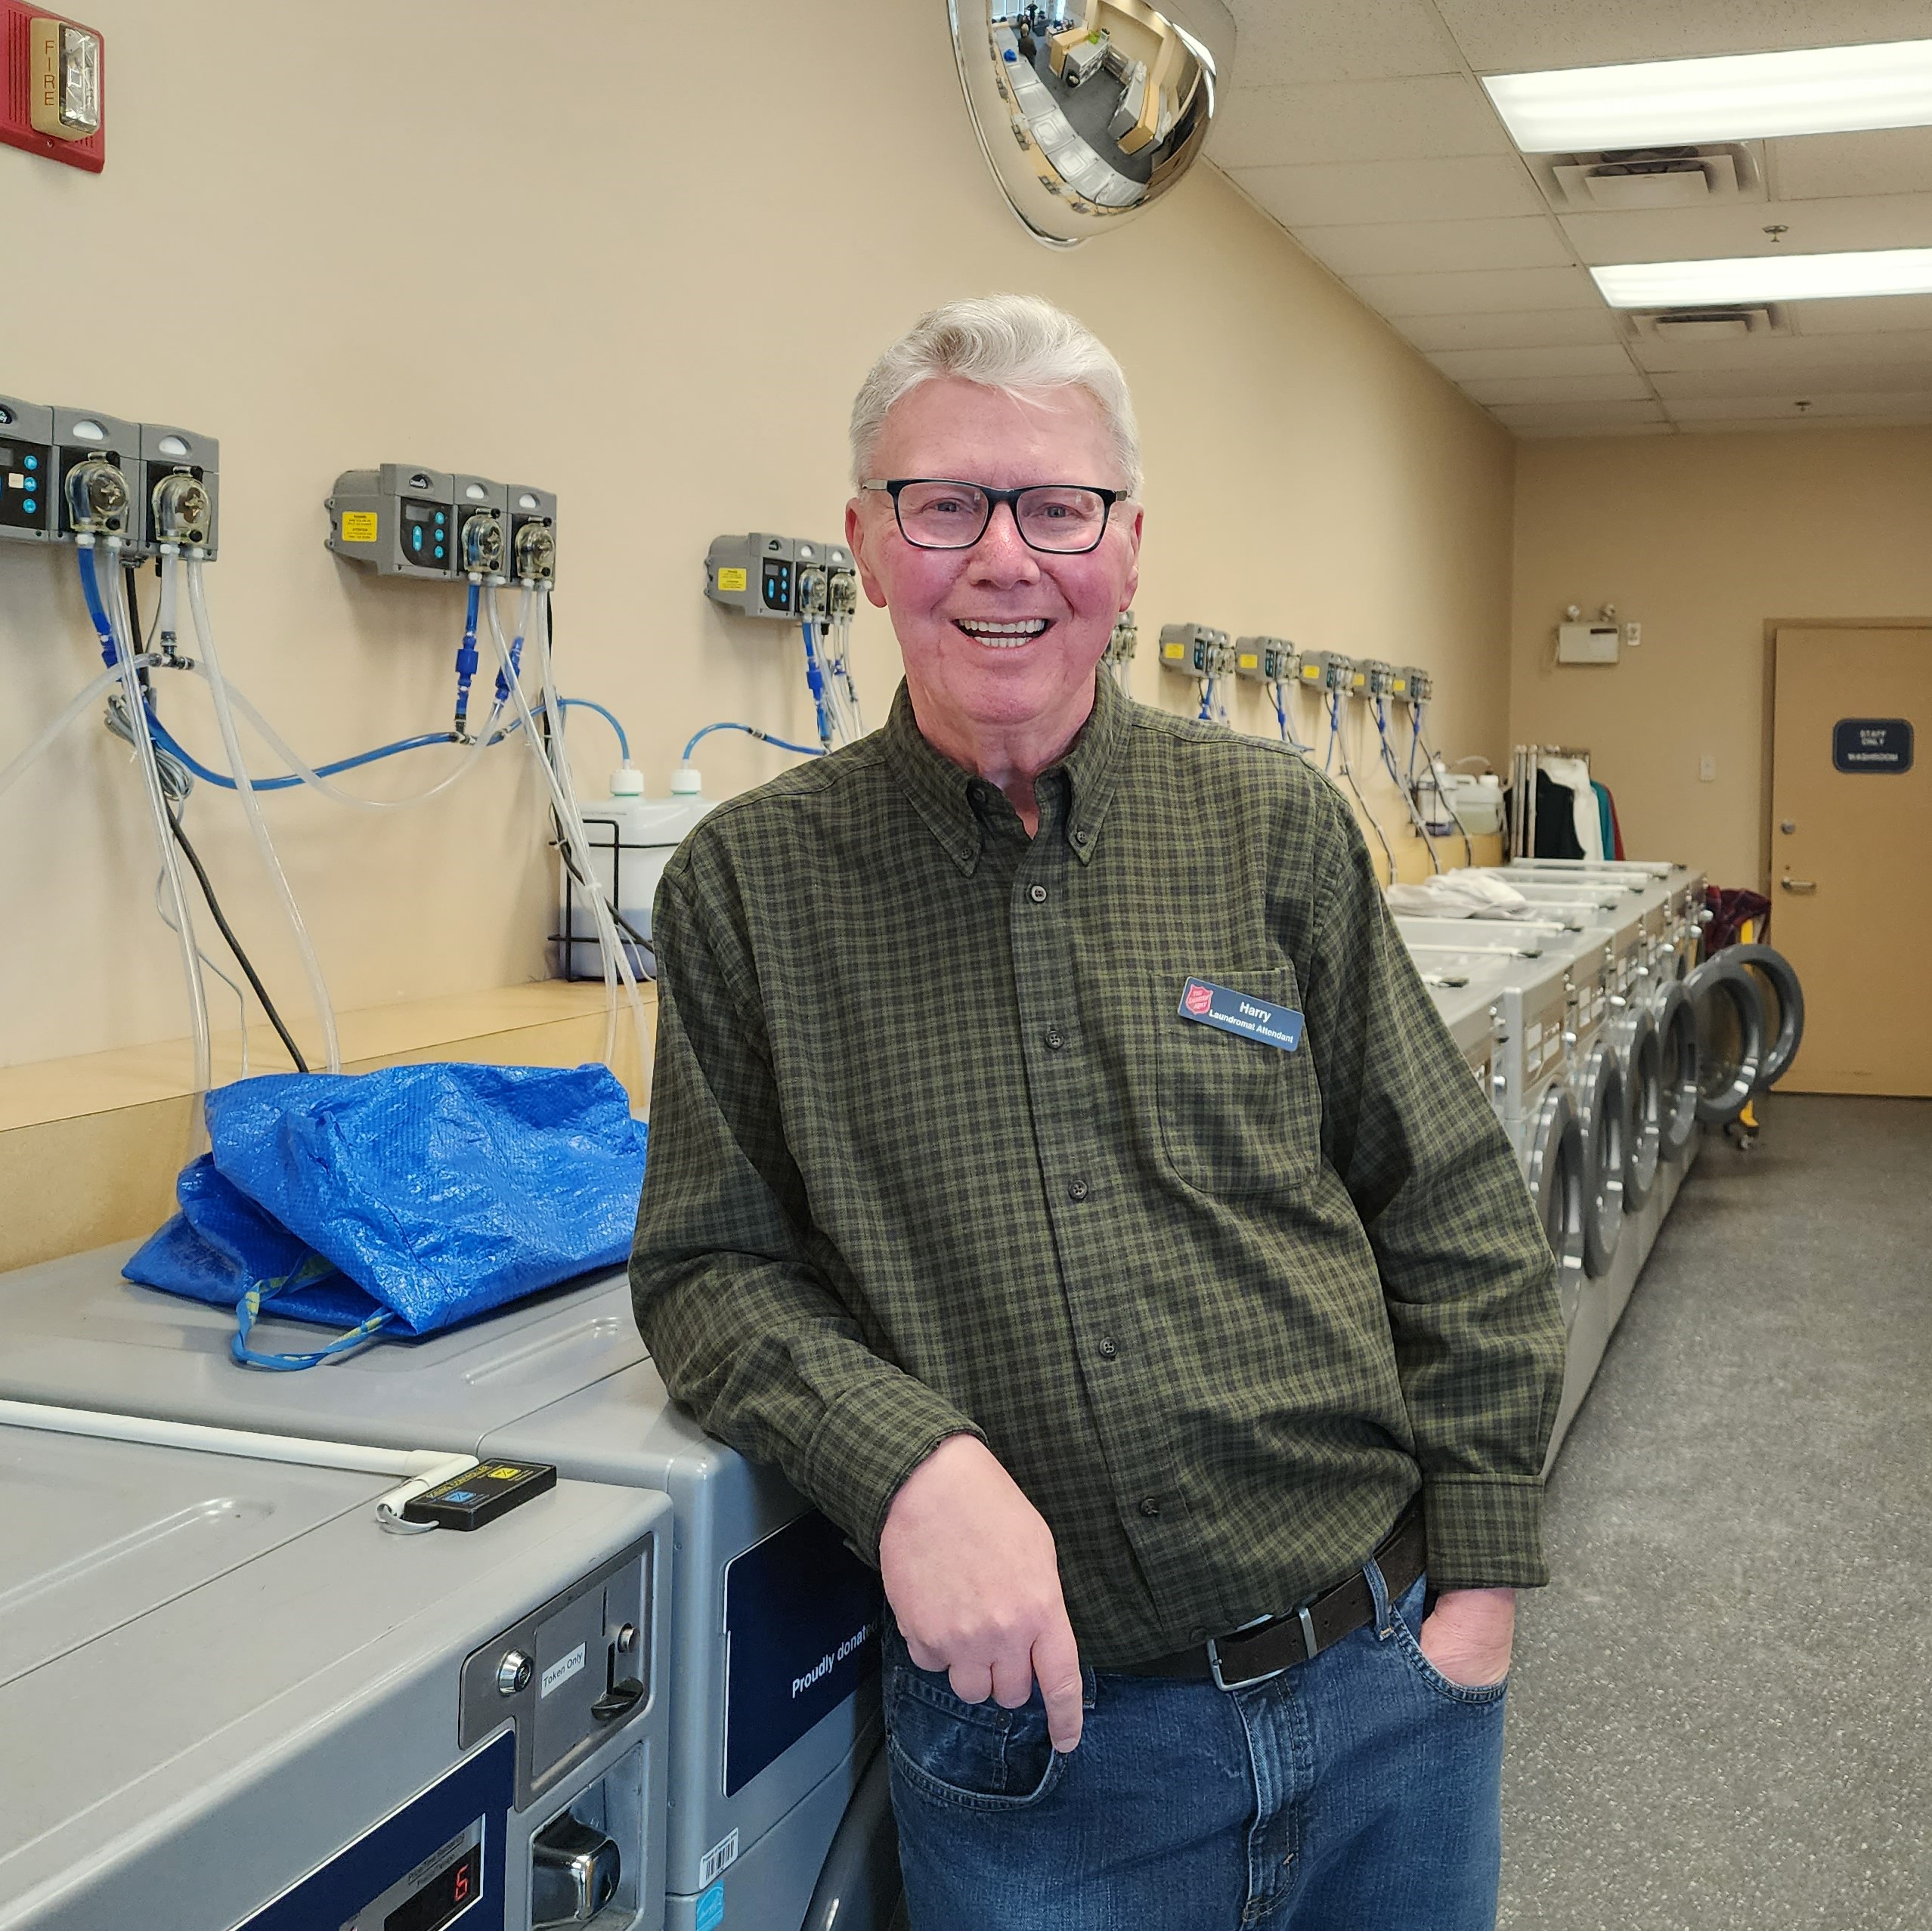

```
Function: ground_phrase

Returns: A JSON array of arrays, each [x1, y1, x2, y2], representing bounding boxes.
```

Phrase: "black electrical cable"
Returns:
[[120, 562, 312, 1072]]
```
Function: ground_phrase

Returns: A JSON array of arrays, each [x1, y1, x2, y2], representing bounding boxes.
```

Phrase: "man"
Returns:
[[633, 294, 1564, 1929]]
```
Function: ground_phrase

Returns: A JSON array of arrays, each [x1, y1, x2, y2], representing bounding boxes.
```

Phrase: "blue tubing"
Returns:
[[144, 707, 457, 792], [76, 547, 117, 664], [560, 699, 630, 760], [683, 721, 825, 761], [452, 581, 481, 724]]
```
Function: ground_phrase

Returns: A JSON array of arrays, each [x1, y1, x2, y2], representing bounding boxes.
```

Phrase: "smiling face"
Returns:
[[846, 376, 1141, 769]]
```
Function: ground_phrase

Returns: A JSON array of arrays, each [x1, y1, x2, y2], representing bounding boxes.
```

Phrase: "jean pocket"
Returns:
[[884, 1648, 1078, 1812], [1156, 963, 1321, 1197], [1386, 1574, 1509, 1708]]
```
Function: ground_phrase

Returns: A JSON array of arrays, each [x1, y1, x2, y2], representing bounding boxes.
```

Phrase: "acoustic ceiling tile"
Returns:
[[1224, 0, 1464, 88], [1651, 361, 1932, 398], [1664, 390, 1932, 419], [1347, 265, 1602, 314], [1630, 325, 1932, 372], [1430, 343, 1641, 379], [1461, 371, 1656, 404], [1789, 291, 1932, 331], [1772, 127, 1932, 201], [1210, 76, 1512, 169], [1558, 192, 1932, 265], [1394, 308, 1627, 351], [1229, 153, 1547, 226], [1293, 215, 1574, 277], [1432, 1, 1932, 75]]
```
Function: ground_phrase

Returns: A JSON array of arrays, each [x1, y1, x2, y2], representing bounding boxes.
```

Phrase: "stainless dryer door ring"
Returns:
[[1615, 1006, 1662, 1213], [1574, 1040, 1627, 1280], [1726, 943, 1806, 1091], [1687, 955, 1767, 1127], [1654, 979, 1700, 1162], [1528, 1084, 1587, 1335]]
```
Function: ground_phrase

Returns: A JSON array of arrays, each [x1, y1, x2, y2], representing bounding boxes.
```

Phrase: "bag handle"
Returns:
[[231, 1266, 392, 1371]]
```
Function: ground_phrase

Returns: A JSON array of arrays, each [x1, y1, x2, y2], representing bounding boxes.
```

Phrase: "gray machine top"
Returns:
[[0, 1247, 885, 1929], [0, 1419, 666, 1931]]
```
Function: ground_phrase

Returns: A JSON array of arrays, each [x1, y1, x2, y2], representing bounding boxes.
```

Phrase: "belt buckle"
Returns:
[[1205, 1605, 1319, 1691]]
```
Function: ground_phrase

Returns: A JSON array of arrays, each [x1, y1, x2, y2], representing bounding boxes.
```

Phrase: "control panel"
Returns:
[[0, 395, 52, 540], [1156, 622, 1233, 680], [328, 466, 559, 581], [1233, 634, 1294, 684], [705, 531, 844, 620]]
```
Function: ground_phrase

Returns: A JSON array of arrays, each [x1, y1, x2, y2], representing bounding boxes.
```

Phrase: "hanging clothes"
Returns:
[[1541, 755, 1602, 859], [1592, 781, 1615, 862], [1532, 769, 1585, 858]]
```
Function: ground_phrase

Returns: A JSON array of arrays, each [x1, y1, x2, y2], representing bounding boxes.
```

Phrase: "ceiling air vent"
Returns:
[[1624, 304, 1790, 341], [1538, 143, 1763, 209]]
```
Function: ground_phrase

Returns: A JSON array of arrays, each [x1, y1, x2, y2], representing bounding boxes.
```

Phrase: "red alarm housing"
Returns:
[[2, 5, 106, 173]]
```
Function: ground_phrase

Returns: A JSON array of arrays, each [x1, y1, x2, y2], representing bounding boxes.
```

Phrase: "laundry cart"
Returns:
[[0, 1252, 903, 1931], [0, 1411, 670, 1931]]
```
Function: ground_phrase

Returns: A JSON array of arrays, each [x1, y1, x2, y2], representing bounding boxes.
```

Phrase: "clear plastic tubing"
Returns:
[[93, 544, 213, 1094], [487, 586, 646, 1069], [0, 664, 124, 800], [182, 552, 343, 1073], [527, 585, 646, 1063]]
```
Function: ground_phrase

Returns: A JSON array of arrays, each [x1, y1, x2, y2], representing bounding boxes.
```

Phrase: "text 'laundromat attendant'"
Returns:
[[631, 293, 1565, 1931]]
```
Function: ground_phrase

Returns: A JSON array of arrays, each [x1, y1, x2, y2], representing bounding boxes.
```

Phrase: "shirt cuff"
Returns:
[[1420, 1473, 1549, 1590], [803, 1372, 986, 1567]]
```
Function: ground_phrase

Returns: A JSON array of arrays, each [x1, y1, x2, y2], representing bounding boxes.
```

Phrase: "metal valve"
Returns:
[[151, 472, 211, 546], [65, 456, 128, 535]]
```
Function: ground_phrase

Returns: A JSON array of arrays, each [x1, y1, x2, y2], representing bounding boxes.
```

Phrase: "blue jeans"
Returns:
[[885, 1564, 1506, 1931]]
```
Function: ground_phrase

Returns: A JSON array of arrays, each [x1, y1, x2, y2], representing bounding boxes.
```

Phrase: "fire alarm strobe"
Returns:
[[2, 6, 106, 173]]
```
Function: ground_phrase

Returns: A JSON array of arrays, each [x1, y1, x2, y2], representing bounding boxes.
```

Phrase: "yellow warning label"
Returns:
[[1237, 653, 1259, 671], [1161, 641, 1185, 660], [340, 511, 378, 543], [717, 566, 748, 593], [485, 1465, 524, 1480]]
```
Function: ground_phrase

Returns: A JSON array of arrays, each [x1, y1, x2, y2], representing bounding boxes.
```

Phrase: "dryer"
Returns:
[[0, 1411, 670, 1931], [0, 1255, 900, 1931]]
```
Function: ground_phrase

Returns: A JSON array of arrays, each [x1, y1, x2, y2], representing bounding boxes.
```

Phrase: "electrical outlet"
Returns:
[[1698, 754, 1716, 783]]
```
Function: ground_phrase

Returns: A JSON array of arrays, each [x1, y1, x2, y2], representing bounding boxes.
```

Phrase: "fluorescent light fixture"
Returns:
[[1484, 39, 1932, 152], [1592, 248, 1932, 308]]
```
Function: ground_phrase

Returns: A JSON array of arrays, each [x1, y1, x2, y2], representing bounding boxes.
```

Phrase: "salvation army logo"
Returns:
[[1184, 983, 1214, 1016]]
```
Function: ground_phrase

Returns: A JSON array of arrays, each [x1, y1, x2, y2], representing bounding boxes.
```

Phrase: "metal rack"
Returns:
[[1509, 743, 1593, 859]]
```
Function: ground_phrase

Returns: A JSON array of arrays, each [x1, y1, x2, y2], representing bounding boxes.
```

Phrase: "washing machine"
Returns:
[[0, 1255, 899, 1931], [1507, 859, 1709, 981], [1417, 948, 1513, 1116], [0, 1409, 670, 1931]]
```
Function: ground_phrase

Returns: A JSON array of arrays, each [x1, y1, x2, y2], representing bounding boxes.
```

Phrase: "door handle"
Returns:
[[1779, 878, 1816, 894]]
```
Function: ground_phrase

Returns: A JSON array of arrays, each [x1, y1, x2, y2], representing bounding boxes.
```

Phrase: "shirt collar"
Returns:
[[881, 669, 1133, 875]]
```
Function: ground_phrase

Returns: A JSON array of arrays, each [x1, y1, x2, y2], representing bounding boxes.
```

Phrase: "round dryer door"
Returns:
[[1526, 1085, 1587, 1333], [801, 1739, 903, 1931], [1726, 943, 1805, 1089], [1686, 955, 1766, 1126], [1614, 1006, 1662, 1212], [1654, 979, 1700, 1161], [1574, 1038, 1627, 1279]]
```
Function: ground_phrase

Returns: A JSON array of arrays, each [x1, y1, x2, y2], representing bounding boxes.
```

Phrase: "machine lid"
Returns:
[[1402, 945, 1571, 1004], [0, 1244, 646, 1455], [1726, 944, 1806, 1090], [1687, 955, 1767, 1125], [0, 1424, 389, 1685]]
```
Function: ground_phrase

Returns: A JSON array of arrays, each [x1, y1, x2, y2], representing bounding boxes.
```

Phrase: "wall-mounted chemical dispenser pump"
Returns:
[[1402, 665, 1432, 703], [327, 465, 458, 577], [1361, 659, 1397, 698], [140, 422, 218, 557], [1157, 623, 1233, 680], [1105, 609, 1138, 671], [54, 407, 141, 550], [0, 395, 54, 543], [1234, 636, 1295, 684], [507, 485, 558, 583], [1308, 650, 1361, 696], [450, 474, 506, 579], [707, 532, 846, 620]]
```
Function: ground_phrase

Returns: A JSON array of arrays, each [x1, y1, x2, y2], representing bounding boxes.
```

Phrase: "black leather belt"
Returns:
[[1113, 1501, 1427, 1690]]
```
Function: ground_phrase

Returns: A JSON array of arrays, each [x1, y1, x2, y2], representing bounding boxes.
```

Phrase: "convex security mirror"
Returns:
[[949, 0, 1234, 247]]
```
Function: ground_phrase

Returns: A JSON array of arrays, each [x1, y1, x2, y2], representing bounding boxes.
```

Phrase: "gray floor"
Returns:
[[1499, 1094, 1932, 1929]]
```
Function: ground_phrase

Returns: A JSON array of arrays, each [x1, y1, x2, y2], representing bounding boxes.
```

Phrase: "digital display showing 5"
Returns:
[[0, 441, 47, 530], [401, 497, 450, 568], [383, 1841, 481, 1931]]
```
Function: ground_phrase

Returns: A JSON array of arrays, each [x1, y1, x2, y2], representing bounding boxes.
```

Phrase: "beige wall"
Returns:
[[1510, 427, 1932, 889], [1, 1, 1514, 1072]]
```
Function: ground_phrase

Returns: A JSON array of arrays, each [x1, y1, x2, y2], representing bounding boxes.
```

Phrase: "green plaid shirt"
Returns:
[[631, 671, 1564, 1668]]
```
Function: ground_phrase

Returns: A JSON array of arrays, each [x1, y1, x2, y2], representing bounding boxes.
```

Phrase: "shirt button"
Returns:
[[1138, 1496, 1161, 1518], [1029, 883, 1048, 904], [1067, 1177, 1089, 1202], [1098, 1336, 1117, 1360], [1045, 1026, 1066, 1051]]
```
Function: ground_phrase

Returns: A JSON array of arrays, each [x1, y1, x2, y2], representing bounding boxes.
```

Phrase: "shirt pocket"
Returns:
[[1157, 964, 1322, 1197]]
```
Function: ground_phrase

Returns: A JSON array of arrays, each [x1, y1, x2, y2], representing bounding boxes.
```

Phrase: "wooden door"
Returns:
[[1770, 627, 1930, 1096]]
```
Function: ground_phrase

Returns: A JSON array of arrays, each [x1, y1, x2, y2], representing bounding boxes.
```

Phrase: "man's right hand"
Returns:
[[878, 1433, 1085, 1753]]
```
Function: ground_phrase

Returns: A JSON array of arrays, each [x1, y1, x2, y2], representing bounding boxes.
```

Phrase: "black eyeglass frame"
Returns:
[[859, 478, 1123, 555]]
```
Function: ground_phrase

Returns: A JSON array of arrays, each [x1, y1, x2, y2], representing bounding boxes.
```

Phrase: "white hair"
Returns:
[[849, 293, 1142, 495]]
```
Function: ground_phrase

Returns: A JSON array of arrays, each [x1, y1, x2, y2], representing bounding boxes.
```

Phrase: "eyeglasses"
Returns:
[[859, 478, 1121, 555]]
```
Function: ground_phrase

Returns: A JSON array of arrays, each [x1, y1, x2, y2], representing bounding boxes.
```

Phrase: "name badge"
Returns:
[[1178, 979, 1305, 1052]]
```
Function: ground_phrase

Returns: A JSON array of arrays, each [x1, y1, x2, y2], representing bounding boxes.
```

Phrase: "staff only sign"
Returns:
[[1832, 718, 1914, 774]]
